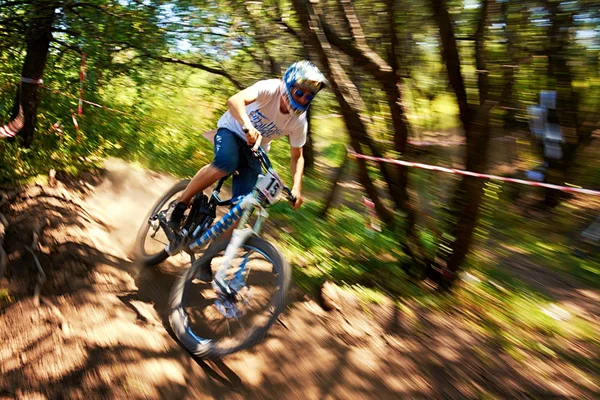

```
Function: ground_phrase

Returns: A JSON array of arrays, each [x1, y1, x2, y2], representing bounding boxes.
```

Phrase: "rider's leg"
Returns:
[[207, 141, 261, 239], [231, 140, 262, 198], [209, 138, 262, 239], [177, 164, 227, 205], [168, 164, 227, 230], [169, 128, 241, 229]]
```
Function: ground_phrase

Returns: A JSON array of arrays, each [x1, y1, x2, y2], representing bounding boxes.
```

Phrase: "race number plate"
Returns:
[[256, 171, 284, 204]]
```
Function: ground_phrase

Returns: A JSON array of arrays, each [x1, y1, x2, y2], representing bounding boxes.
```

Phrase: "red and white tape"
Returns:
[[0, 76, 41, 138], [362, 197, 381, 232], [348, 146, 600, 196], [71, 112, 79, 130], [0, 106, 24, 138]]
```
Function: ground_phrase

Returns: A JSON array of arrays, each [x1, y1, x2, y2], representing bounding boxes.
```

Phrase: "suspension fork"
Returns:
[[213, 196, 268, 294], [233, 204, 269, 283]]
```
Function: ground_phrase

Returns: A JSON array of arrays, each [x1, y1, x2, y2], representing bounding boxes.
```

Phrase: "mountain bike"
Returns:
[[134, 145, 296, 359]]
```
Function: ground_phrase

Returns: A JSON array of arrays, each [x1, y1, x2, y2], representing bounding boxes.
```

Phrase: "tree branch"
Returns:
[[51, 38, 83, 55], [141, 54, 243, 89], [320, 20, 392, 81], [273, 18, 300, 39], [63, 2, 121, 19]]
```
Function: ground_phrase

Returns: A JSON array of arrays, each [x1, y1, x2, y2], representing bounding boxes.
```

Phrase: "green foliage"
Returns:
[[0, 288, 13, 307], [272, 201, 414, 295]]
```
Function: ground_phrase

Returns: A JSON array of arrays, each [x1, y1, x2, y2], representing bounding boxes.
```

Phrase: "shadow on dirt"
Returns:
[[0, 163, 245, 398]]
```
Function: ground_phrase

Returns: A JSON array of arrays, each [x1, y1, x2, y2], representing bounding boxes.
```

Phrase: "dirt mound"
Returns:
[[0, 160, 205, 398]]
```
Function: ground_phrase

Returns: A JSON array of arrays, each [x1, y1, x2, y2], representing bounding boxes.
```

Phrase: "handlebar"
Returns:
[[242, 127, 297, 206]]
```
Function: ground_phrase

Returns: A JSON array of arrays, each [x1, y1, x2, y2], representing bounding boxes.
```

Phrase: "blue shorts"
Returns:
[[212, 128, 262, 198]]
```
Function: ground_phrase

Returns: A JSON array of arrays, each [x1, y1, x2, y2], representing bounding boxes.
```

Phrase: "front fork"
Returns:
[[213, 197, 268, 295]]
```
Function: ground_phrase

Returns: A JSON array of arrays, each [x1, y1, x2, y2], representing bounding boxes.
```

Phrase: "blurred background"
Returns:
[[0, 0, 599, 397]]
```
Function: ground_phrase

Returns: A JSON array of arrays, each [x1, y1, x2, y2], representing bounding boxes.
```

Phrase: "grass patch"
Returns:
[[0, 288, 13, 307], [271, 201, 414, 297]]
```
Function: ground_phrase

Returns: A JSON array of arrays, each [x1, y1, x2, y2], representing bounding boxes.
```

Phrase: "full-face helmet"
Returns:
[[282, 60, 328, 115]]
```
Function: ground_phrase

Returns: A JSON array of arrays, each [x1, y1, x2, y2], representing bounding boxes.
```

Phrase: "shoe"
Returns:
[[166, 230, 184, 255], [168, 201, 188, 230], [197, 263, 213, 283]]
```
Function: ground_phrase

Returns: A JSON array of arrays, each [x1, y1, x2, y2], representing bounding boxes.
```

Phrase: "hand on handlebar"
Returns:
[[242, 124, 262, 151], [290, 188, 303, 210]]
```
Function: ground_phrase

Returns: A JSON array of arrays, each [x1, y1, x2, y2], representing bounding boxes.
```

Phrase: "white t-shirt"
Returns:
[[206, 79, 307, 151]]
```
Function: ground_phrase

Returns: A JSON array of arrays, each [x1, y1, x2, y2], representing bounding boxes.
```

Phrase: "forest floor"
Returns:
[[0, 157, 598, 399]]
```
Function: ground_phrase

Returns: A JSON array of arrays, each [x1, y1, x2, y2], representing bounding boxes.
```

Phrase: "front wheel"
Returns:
[[134, 179, 190, 266], [169, 236, 291, 359]]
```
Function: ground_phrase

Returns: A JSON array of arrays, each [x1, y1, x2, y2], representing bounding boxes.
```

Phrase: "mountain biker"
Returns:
[[168, 60, 328, 230]]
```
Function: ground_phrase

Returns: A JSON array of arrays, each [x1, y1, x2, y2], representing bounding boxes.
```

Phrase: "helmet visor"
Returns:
[[295, 78, 325, 93]]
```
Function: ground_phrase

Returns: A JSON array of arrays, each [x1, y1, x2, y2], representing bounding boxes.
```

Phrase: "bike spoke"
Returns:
[[175, 240, 285, 355], [225, 316, 231, 337], [149, 236, 168, 246], [234, 314, 246, 334]]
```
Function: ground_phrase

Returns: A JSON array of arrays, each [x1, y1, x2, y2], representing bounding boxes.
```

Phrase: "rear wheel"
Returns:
[[134, 179, 190, 266], [169, 236, 290, 359]]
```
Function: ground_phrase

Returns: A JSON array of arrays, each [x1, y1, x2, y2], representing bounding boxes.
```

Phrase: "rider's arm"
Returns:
[[290, 146, 304, 210], [226, 87, 258, 130], [227, 87, 261, 145]]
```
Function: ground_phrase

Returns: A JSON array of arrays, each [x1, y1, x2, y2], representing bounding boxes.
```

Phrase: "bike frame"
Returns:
[[179, 186, 270, 294], [187, 189, 268, 254], [160, 146, 290, 293]]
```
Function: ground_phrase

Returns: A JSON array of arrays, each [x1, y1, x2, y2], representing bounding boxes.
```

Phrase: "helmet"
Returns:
[[282, 60, 328, 115]]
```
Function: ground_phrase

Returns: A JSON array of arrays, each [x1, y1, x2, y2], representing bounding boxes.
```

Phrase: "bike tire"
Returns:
[[134, 179, 190, 266], [169, 236, 291, 359]]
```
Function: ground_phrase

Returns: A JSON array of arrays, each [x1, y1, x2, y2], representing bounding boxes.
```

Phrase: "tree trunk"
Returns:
[[15, 1, 56, 147], [269, 6, 316, 172], [381, 0, 427, 264], [320, 1, 412, 212], [430, 0, 472, 131], [304, 107, 315, 171], [430, 0, 492, 276], [499, 1, 521, 130], [291, 0, 394, 222], [541, 3, 581, 208], [475, 0, 489, 105], [318, 146, 349, 218], [382, 0, 411, 201], [446, 102, 494, 272]]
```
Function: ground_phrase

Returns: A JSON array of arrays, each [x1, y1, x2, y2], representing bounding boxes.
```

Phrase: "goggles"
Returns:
[[292, 86, 316, 102]]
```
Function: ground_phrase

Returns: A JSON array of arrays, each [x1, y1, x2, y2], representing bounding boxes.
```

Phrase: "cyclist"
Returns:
[[168, 60, 328, 229]]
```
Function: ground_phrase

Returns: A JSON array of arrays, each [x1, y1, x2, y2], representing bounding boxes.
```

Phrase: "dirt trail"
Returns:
[[1, 159, 598, 399]]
